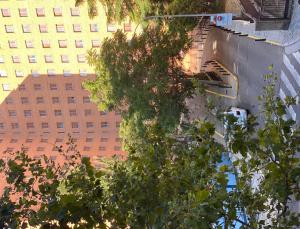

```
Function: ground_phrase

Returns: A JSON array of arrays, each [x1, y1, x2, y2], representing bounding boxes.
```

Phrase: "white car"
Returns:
[[224, 107, 248, 129], [223, 107, 248, 145]]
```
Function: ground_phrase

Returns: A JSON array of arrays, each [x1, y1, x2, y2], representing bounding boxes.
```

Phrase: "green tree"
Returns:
[[1, 72, 300, 228], [84, 26, 195, 135], [74, 0, 223, 25]]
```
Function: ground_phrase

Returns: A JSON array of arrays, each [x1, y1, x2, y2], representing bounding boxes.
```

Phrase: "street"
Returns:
[[199, 26, 300, 125]]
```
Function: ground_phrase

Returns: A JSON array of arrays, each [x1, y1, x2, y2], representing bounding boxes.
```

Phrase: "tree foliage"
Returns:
[[84, 26, 195, 134], [74, 0, 224, 24], [1, 71, 300, 228]]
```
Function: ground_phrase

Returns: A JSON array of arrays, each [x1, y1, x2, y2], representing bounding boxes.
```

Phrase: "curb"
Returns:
[[216, 26, 284, 47]]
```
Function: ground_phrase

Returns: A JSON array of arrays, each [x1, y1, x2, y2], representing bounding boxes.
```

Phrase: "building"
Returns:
[[0, 0, 133, 166]]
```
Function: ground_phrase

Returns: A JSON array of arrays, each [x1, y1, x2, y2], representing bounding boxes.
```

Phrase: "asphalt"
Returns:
[[201, 27, 284, 125]]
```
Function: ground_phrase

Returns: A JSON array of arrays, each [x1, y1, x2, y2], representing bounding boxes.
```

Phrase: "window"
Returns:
[[0, 70, 7, 77], [40, 138, 47, 143], [9, 40, 17, 48], [100, 137, 108, 142], [19, 84, 26, 91], [37, 147, 45, 151], [86, 122, 94, 128], [99, 146, 106, 151], [21, 97, 29, 104], [39, 110, 47, 116], [0, 123, 4, 129], [67, 96, 75, 104], [5, 147, 14, 152], [22, 24, 31, 33], [44, 55, 53, 63], [2, 84, 10, 91], [15, 70, 24, 77], [53, 7, 62, 16], [116, 137, 122, 142], [100, 111, 107, 116], [101, 122, 109, 128], [63, 70, 72, 77], [114, 146, 121, 151], [73, 24, 81, 32], [24, 110, 32, 117], [56, 24, 65, 32], [50, 84, 57, 90], [84, 109, 92, 116], [36, 97, 44, 104], [12, 56, 21, 63], [77, 54, 86, 63], [19, 8, 28, 17], [116, 122, 121, 128], [69, 109, 77, 116], [50, 156, 57, 160], [83, 146, 91, 151], [79, 69, 87, 77], [31, 70, 39, 77], [61, 55, 69, 63], [8, 110, 16, 116], [41, 41, 51, 49], [54, 109, 62, 116], [36, 8, 45, 16], [86, 137, 93, 142], [34, 84, 41, 90], [56, 138, 63, 143], [71, 122, 79, 128], [41, 122, 48, 128], [25, 40, 34, 48], [92, 40, 101, 47], [56, 122, 64, 129], [58, 40, 67, 48], [26, 122, 34, 129], [71, 7, 80, 16], [10, 139, 18, 143], [52, 97, 59, 104], [5, 97, 13, 104], [107, 23, 117, 32], [47, 69, 56, 76], [65, 83, 73, 90], [124, 22, 132, 32], [11, 123, 19, 129], [1, 8, 11, 17], [5, 25, 14, 33], [0, 56, 4, 63], [90, 24, 98, 32], [39, 24, 48, 33], [83, 96, 90, 103], [75, 40, 83, 48], [28, 55, 37, 63]]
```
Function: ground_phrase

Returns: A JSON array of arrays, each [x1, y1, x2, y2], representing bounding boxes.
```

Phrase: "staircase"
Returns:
[[254, 0, 292, 19], [240, 0, 294, 30]]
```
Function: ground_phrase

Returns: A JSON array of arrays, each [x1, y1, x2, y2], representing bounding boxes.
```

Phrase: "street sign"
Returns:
[[210, 13, 233, 26]]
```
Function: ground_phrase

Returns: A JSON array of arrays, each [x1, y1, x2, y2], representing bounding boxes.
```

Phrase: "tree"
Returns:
[[0, 137, 108, 229], [74, 0, 224, 25], [1, 72, 300, 228], [84, 26, 195, 134]]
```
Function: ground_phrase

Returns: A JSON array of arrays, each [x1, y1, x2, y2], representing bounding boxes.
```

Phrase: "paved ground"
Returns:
[[201, 27, 284, 124], [223, 0, 300, 47]]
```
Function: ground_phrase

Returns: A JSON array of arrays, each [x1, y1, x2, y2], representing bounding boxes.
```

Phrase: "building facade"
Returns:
[[0, 0, 132, 166]]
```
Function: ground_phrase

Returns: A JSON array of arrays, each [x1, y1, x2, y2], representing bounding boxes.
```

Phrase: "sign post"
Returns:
[[144, 13, 234, 26], [210, 13, 233, 26]]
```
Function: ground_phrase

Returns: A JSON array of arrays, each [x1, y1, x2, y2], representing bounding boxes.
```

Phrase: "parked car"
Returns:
[[223, 107, 248, 144]]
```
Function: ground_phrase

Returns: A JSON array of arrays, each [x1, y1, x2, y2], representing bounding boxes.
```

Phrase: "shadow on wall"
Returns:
[[0, 73, 125, 164]]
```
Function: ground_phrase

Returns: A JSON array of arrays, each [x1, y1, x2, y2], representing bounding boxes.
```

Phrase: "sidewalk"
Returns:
[[223, 0, 300, 52]]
